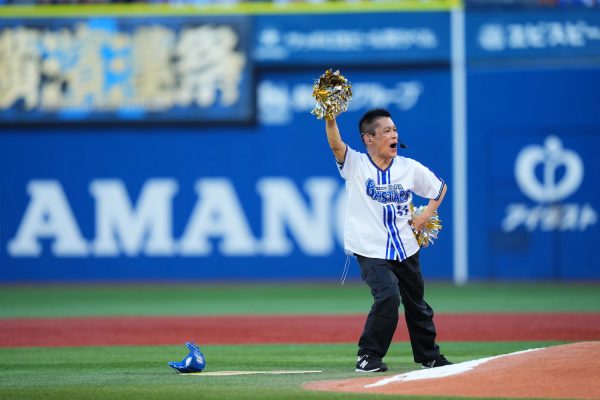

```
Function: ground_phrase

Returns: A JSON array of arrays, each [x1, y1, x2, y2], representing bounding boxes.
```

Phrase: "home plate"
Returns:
[[183, 370, 322, 376]]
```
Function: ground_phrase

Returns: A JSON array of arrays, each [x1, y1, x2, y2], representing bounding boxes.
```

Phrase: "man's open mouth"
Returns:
[[390, 143, 397, 149]]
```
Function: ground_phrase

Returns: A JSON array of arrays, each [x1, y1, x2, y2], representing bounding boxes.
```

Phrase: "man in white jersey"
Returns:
[[325, 108, 452, 373]]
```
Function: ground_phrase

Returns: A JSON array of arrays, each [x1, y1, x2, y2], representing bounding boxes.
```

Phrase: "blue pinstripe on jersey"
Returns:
[[385, 221, 397, 260], [376, 162, 408, 260], [384, 204, 406, 260]]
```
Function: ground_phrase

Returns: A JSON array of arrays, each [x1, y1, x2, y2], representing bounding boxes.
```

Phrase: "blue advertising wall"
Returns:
[[0, 66, 453, 282], [467, 9, 600, 279], [468, 67, 600, 280], [1, 6, 599, 282]]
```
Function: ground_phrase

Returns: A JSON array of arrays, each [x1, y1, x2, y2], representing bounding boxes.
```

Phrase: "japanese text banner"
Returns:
[[253, 12, 451, 66], [467, 9, 600, 61], [0, 16, 254, 123]]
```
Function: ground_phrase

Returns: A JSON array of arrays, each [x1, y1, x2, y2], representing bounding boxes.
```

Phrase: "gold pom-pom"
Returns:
[[311, 69, 352, 120], [410, 204, 442, 248]]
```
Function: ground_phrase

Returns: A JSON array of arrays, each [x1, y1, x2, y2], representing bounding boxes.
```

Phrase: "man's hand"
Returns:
[[411, 210, 431, 232], [411, 184, 447, 232]]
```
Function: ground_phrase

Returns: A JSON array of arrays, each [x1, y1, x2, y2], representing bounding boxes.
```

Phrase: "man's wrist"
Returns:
[[423, 207, 435, 219]]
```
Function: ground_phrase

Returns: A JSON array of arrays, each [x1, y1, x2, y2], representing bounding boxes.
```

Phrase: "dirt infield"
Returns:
[[305, 342, 600, 399], [0, 312, 599, 347]]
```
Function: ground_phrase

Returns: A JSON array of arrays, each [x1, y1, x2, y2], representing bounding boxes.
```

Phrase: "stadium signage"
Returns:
[[0, 16, 253, 123], [253, 13, 450, 65], [7, 177, 346, 258], [478, 20, 600, 52], [258, 79, 424, 126], [468, 10, 600, 59], [501, 135, 598, 232]]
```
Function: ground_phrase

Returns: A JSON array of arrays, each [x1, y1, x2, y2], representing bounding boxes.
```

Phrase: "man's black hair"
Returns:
[[359, 108, 391, 139]]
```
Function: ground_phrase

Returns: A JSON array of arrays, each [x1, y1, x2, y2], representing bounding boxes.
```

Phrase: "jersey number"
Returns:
[[396, 204, 410, 216]]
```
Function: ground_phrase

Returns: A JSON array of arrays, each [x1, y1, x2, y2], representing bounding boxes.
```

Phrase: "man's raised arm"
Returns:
[[325, 118, 347, 163]]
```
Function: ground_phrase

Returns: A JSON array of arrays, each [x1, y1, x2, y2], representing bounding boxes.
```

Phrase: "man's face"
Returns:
[[368, 116, 398, 159]]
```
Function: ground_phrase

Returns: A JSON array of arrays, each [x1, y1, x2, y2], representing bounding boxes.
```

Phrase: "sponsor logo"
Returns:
[[258, 79, 423, 126], [6, 177, 347, 258], [502, 135, 597, 232], [478, 20, 600, 52], [255, 26, 439, 60]]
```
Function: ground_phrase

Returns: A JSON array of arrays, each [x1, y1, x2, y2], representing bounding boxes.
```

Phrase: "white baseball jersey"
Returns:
[[337, 145, 445, 261]]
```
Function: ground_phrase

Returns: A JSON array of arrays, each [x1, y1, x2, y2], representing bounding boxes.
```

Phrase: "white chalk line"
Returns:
[[183, 370, 322, 377], [366, 348, 543, 388]]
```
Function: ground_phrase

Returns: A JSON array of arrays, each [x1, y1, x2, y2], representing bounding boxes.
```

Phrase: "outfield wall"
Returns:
[[0, 5, 599, 281]]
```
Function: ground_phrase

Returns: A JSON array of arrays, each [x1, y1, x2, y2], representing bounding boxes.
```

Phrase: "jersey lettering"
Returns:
[[365, 179, 410, 204]]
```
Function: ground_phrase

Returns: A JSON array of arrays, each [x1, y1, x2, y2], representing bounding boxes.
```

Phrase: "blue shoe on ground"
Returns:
[[168, 342, 206, 373]]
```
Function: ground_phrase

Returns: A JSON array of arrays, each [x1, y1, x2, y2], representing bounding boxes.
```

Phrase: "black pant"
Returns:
[[356, 251, 440, 363]]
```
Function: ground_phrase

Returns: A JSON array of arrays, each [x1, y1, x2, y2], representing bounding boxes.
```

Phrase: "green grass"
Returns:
[[1, 282, 599, 318], [0, 341, 566, 400], [0, 282, 597, 399]]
